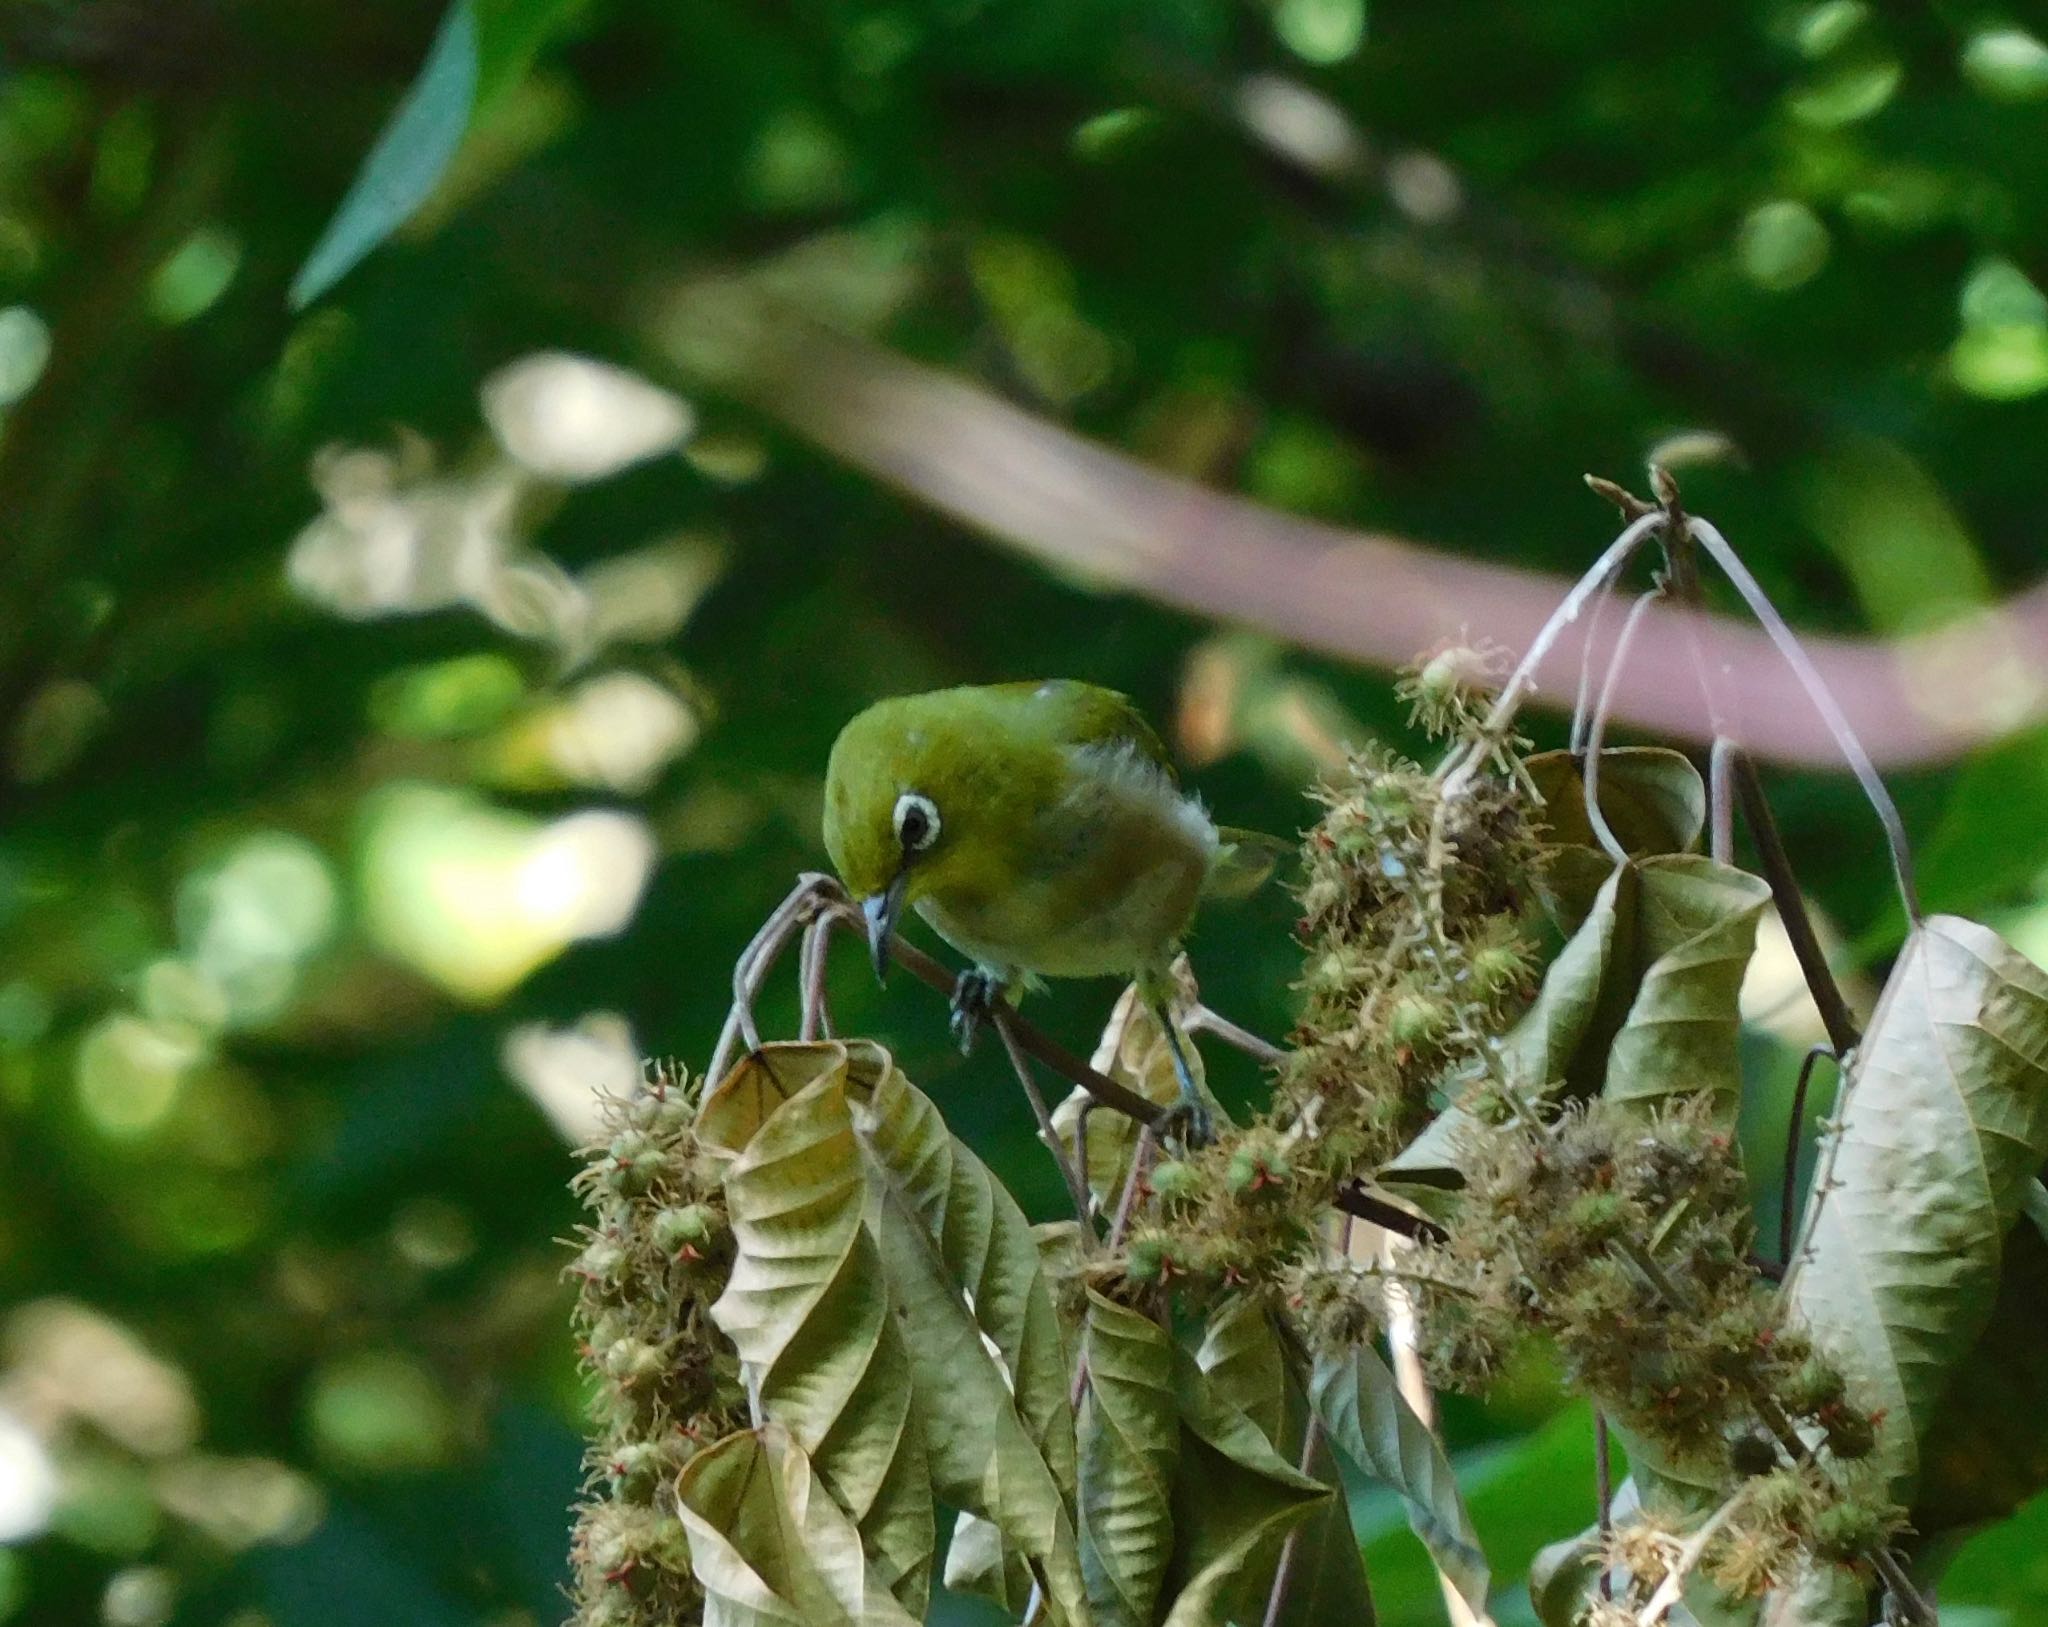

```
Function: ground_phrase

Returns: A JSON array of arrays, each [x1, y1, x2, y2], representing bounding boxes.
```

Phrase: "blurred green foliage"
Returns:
[[3, 0, 2048, 1623]]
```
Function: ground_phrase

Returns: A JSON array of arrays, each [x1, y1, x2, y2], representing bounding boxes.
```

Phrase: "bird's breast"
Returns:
[[917, 752, 1215, 980]]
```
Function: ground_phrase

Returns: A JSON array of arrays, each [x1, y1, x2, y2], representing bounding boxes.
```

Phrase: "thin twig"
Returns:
[[1186, 1002, 1287, 1065], [1266, 1212, 1356, 1627], [1781, 1045, 1836, 1267], [1729, 751, 1862, 1058], [996, 1009, 1094, 1225], [1633, 1489, 1749, 1625], [1259, 1412, 1325, 1627], [1708, 736, 1735, 865], [1568, 564, 1626, 756], [1595, 1411, 1614, 1601], [1581, 584, 1669, 864], [1332, 1181, 1449, 1244], [1441, 509, 1667, 792], [1687, 517, 1921, 924], [1070, 1129, 1160, 1413]]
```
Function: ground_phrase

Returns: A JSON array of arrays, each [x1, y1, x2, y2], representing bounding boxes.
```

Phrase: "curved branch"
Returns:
[[660, 302, 2047, 769]]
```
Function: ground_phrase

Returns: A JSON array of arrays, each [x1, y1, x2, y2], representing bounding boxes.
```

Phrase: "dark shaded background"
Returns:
[[3, 1, 2048, 1622]]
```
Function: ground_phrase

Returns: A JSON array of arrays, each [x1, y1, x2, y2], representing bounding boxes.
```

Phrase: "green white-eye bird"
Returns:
[[821, 680, 1277, 1140]]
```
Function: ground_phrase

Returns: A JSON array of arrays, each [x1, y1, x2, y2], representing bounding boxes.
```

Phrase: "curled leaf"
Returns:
[[1784, 915, 2048, 1504], [1387, 855, 1769, 1188], [1162, 1350, 1334, 1626], [1078, 1293, 1179, 1627], [676, 1424, 923, 1627], [1308, 1343, 1489, 1610], [844, 1042, 1091, 1624], [701, 1043, 933, 1615], [1054, 976, 1199, 1210]]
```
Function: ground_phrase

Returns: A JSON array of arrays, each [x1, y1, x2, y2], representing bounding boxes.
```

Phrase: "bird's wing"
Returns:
[[996, 680, 1177, 775]]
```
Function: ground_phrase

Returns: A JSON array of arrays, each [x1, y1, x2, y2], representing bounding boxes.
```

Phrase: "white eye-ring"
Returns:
[[893, 791, 940, 852]]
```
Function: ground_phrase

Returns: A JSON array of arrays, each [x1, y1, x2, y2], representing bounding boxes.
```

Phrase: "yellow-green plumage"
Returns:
[[823, 681, 1277, 1134], [819, 680, 1269, 983], [824, 680, 1227, 985]]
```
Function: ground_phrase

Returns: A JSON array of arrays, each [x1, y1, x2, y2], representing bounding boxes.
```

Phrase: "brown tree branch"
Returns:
[[654, 300, 2047, 770]]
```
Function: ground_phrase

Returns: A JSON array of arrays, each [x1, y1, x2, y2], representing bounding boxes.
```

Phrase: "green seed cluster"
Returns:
[[1094, 658, 1542, 1314], [1281, 736, 1540, 1174], [566, 1065, 744, 1627], [1426, 1099, 1900, 1598]]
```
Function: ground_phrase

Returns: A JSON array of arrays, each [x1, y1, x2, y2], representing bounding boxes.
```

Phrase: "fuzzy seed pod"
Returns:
[[651, 1203, 719, 1257], [1146, 1158, 1204, 1208], [1807, 1499, 1890, 1564], [1225, 1130, 1293, 1201]]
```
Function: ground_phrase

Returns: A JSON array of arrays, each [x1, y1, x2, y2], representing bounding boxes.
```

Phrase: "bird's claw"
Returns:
[[949, 968, 1005, 1055], [1155, 1096, 1214, 1152]]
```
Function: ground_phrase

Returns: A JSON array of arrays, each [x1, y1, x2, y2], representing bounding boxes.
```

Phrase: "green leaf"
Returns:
[[1161, 1351, 1334, 1626], [940, 1511, 1035, 1616], [1194, 1296, 1288, 1444], [1189, 1303, 1375, 1624], [1527, 747, 1707, 932], [1307, 1343, 1489, 1610], [291, 0, 586, 308], [291, 2, 480, 309], [1914, 1202, 2048, 1540], [1268, 1422, 1379, 1627], [676, 1424, 924, 1627], [700, 1043, 934, 1617], [1077, 1293, 1179, 1627], [1386, 856, 1770, 1188], [1600, 859, 1773, 1120], [843, 1041, 1091, 1625], [1785, 916, 2048, 1505], [1528, 746, 1708, 856], [1054, 982, 1200, 1210]]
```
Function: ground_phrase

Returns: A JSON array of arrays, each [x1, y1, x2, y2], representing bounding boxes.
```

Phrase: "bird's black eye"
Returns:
[[893, 791, 940, 853]]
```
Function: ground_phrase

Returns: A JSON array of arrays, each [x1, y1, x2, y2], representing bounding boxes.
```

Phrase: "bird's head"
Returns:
[[821, 690, 1055, 980]]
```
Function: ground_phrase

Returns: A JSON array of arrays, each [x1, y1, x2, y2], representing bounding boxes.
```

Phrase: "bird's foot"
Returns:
[[1151, 995, 1215, 1149], [1154, 1095, 1214, 1151], [949, 968, 1006, 1054]]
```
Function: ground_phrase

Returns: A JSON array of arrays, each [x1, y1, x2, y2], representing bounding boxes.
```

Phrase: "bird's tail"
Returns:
[[1204, 827, 1291, 900]]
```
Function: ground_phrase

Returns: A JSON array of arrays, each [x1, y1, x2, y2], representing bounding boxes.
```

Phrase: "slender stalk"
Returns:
[[1568, 564, 1626, 756], [1580, 584, 1669, 864], [1595, 1411, 1614, 1601], [1729, 752, 1862, 1058], [1440, 510, 1666, 792], [1265, 1210, 1354, 1627], [1259, 1415, 1325, 1627], [1070, 1129, 1160, 1411], [1708, 736, 1736, 865], [797, 914, 835, 1042], [995, 1009, 1094, 1226], [1187, 1002, 1287, 1065], [1781, 1045, 1836, 1267], [1687, 517, 1921, 924]]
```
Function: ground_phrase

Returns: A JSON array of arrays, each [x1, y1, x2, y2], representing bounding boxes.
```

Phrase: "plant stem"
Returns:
[[1686, 517, 1921, 924], [995, 1009, 1094, 1225], [1595, 1410, 1614, 1601], [1708, 736, 1736, 865], [1187, 1002, 1287, 1065], [1729, 752, 1862, 1057], [1781, 1045, 1835, 1267], [1580, 583, 1669, 864], [1441, 509, 1666, 791]]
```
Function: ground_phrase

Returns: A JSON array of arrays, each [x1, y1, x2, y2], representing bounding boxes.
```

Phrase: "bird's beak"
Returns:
[[862, 871, 910, 983]]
